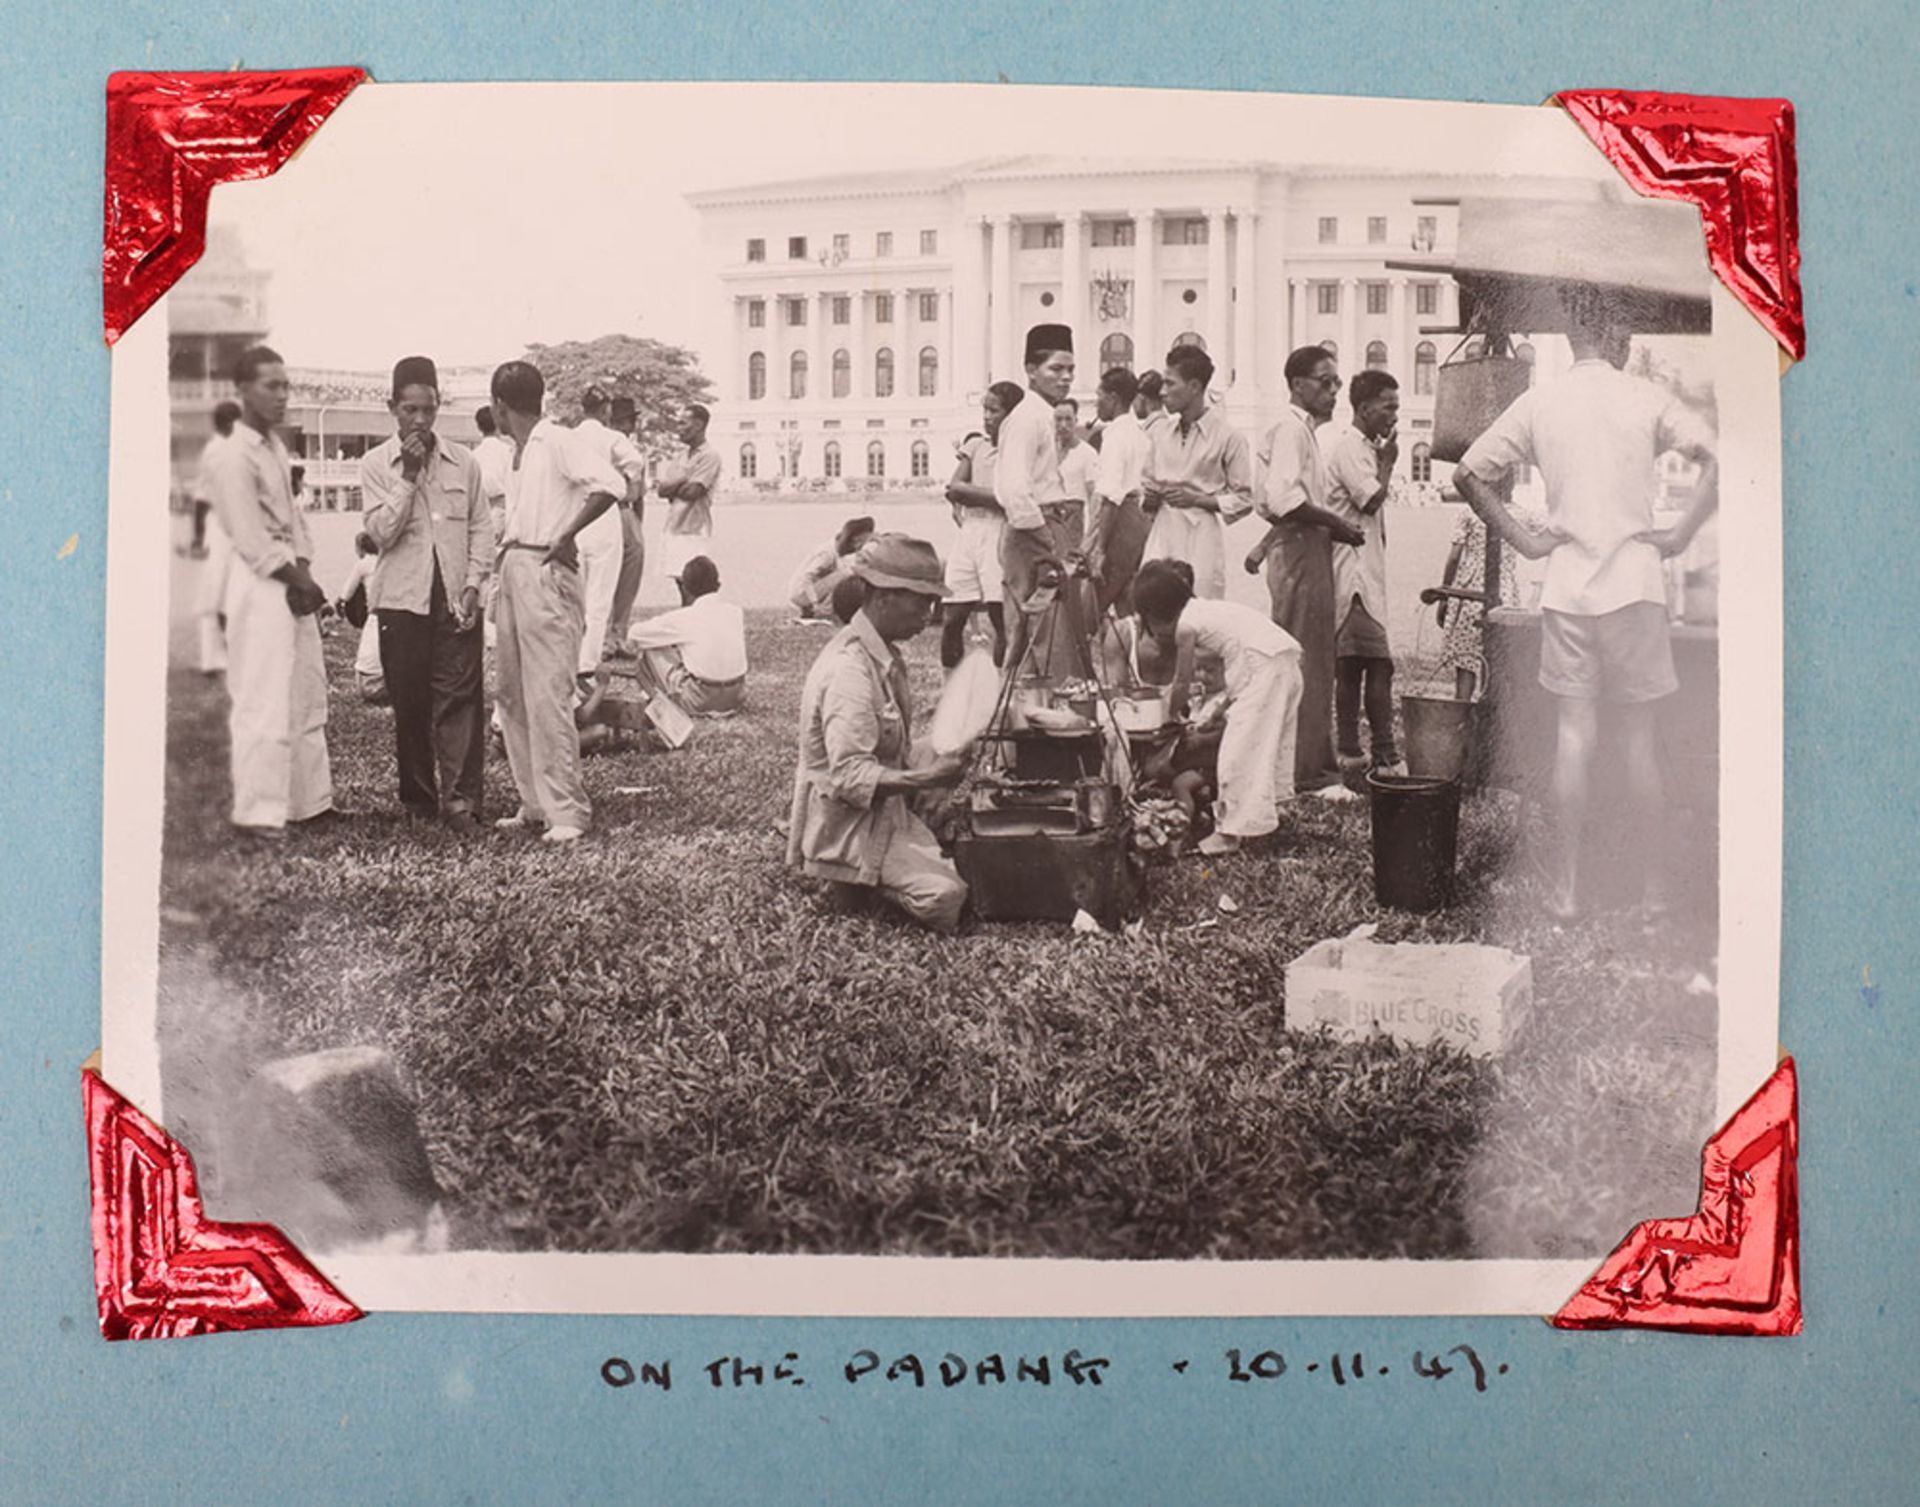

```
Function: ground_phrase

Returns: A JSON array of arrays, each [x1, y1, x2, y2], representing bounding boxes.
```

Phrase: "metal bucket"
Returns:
[[1367, 773, 1461, 912], [1400, 695, 1478, 784]]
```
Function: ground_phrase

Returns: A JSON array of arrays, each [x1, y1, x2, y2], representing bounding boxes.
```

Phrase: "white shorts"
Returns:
[[944, 508, 1005, 604], [657, 530, 712, 582]]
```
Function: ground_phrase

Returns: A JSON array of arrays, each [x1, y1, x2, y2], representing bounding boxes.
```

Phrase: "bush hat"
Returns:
[[852, 534, 946, 598]]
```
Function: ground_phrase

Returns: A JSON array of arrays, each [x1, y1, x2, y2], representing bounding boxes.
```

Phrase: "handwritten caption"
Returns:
[[600, 1344, 1509, 1396]]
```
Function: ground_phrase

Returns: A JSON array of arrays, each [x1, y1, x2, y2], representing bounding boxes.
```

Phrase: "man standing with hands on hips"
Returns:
[[359, 355, 493, 829], [487, 360, 626, 845], [1249, 345, 1368, 799], [203, 344, 335, 839]]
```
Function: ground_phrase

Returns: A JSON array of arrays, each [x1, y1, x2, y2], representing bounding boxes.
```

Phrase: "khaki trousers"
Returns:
[[495, 550, 591, 831]]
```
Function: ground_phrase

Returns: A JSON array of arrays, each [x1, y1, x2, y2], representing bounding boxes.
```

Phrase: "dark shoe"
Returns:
[[443, 810, 480, 834]]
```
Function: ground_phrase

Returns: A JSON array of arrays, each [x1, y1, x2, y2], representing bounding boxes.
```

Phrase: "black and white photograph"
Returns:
[[102, 83, 1783, 1315]]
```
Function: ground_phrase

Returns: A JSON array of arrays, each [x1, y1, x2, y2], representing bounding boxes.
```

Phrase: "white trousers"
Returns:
[[196, 518, 234, 673], [223, 568, 333, 829], [495, 549, 591, 831], [1214, 650, 1303, 839], [1142, 507, 1229, 601], [576, 509, 625, 676]]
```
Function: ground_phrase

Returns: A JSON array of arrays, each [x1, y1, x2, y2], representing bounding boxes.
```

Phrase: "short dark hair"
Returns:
[[1163, 344, 1214, 389], [1348, 369, 1398, 408], [986, 380, 1025, 416], [830, 573, 868, 625], [1284, 345, 1335, 383], [582, 385, 611, 417], [1055, 396, 1079, 414], [681, 555, 720, 598], [491, 361, 545, 416], [1132, 558, 1196, 622], [233, 345, 284, 385], [1136, 370, 1164, 400], [474, 406, 496, 436], [685, 403, 711, 426], [1099, 368, 1140, 406], [211, 400, 242, 434]]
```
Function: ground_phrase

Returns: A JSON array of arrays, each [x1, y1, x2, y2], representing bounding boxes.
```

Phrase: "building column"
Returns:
[[1061, 210, 1086, 389], [1388, 276, 1408, 377], [1231, 209, 1257, 395], [851, 289, 868, 401], [1204, 207, 1230, 371], [771, 291, 788, 410], [1131, 208, 1157, 372], [1289, 277, 1306, 353], [942, 286, 956, 398], [898, 286, 915, 401], [988, 214, 1013, 383], [1338, 276, 1358, 369], [811, 292, 828, 419], [954, 215, 987, 398]]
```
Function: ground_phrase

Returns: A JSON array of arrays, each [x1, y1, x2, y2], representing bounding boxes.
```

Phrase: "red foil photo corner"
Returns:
[[103, 68, 366, 345], [85, 1068, 363, 1340]]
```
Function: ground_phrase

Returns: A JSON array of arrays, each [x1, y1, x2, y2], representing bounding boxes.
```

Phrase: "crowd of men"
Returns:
[[196, 297, 1716, 931]]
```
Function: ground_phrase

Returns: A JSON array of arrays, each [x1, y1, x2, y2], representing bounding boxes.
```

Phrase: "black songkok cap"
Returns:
[[609, 396, 637, 422], [1025, 323, 1073, 362], [391, 355, 439, 397]]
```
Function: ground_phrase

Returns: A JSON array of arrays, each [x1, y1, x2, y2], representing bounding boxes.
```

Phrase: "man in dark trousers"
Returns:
[[607, 395, 648, 654], [359, 355, 494, 828]]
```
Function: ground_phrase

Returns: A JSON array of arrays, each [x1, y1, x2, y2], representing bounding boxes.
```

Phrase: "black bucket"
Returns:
[[1367, 773, 1461, 912]]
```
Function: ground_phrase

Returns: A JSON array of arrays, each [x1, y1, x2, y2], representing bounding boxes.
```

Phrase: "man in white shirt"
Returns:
[[1456, 303, 1716, 920], [1323, 369, 1403, 780], [994, 323, 1085, 678], [1055, 399, 1097, 505], [607, 396, 649, 653], [487, 360, 625, 844], [1141, 343, 1255, 603], [472, 404, 514, 545], [192, 401, 241, 672], [1133, 369, 1170, 436], [202, 345, 335, 838], [572, 386, 646, 676], [1084, 367, 1153, 612], [627, 554, 748, 717]]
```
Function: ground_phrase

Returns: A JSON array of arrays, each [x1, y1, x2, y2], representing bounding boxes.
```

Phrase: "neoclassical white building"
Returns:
[[686, 156, 1612, 490]]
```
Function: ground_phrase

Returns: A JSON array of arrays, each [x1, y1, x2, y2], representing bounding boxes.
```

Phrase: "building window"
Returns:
[[832, 348, 851, 398], [746, 299, 766, 329], [1317, 283, 1340, 315], [1414, 340, 1437, 395], [1366, 340, 1389, 371], [786, 297, 807, 327], [1414, 215, 1438, 251], [787, 236, 808, 260], [875, 293, 894, 324], [1091, 218, 1135, 247], [1318, 216, 1338, 244], [1368, 216, 1387, 244], [789, 350, 808, 400], [746, 238, 765, 263], [831, 233, 849, 260], [918, 346, 939, 397], [867, 440, 887, 478], [1159, 216, 1208, 246], [739, 443, 757, 479], [1100, 332, 1134, 374], [747, 352, 766, 401], [1320, 339, 1338, 359], [1415, 282, 1438, 316], [910, 439, 931, 479], [823, 441, 841, 479], [1171, 331, 1206, 352], [918, 292, 939, 323], [920, 229, 938, 255], [1366, 282, 1389, 316], [1411, 442, 1432, 482], [874, 347, 894, 398], [1021, 221, 1064, 250], [831, 295, 850, 325], [875, 231, 893, 257]]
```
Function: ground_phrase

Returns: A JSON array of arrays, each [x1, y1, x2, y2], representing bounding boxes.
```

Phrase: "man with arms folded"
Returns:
[[655, 403, 722, 596], [487, 360, 625, 845], [359, 355, 493, 829]]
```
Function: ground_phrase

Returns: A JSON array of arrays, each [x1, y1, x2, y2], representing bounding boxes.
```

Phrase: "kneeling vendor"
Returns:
[[788, 534, 968, 932]]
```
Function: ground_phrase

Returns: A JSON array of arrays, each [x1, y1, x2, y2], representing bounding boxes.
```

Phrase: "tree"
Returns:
[[521, 334, 715, 462]]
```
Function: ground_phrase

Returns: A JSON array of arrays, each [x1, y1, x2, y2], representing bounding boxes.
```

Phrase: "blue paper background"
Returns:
[[3, 3, 1916, 1501]]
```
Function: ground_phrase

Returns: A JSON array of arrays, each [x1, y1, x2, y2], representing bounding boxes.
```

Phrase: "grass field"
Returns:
[[155, 589, 1719, 1264]]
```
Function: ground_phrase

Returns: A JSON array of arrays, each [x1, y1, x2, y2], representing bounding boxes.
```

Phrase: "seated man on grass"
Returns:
[[625, 554, 748, 718], [788, 515, 875, 621], [788, 534, 968, 933]]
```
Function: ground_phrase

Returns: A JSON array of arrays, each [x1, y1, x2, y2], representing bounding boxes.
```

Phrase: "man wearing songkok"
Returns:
[[994, 323, 1086, 677], [1454, 296, 1717, 921], [359, 355, 494, 828], [487, 360, 625, 845], [202, 345, 335, 838], [789, 535, 969, 933]]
